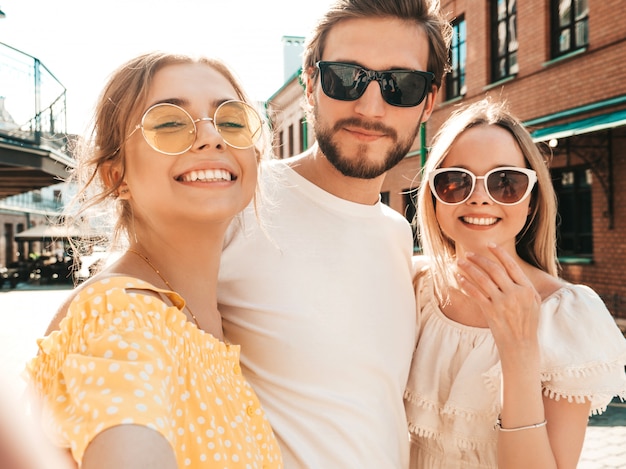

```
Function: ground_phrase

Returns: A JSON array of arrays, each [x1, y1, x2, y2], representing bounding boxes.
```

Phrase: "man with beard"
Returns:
[[217, 1, 451, 467]]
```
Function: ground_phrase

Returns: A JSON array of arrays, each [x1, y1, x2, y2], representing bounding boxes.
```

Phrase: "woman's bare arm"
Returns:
[[82, 425, 178, 469]]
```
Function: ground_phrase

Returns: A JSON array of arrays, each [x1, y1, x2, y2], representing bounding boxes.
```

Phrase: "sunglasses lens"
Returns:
[[215, 101, 262, 149], [319, 63, 365, 101], [486, 169, 530, 204], [318, 62, 431, 107], [379, 72, 428, 107], [433, 170, 472, 204], [142, 105, 195, 154]]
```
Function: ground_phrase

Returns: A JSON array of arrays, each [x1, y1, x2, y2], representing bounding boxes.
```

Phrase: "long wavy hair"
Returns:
[[416, 99, 559, 301]]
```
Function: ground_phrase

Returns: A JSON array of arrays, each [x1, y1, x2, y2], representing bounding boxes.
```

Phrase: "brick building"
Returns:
[[266, 0, 626, 320]]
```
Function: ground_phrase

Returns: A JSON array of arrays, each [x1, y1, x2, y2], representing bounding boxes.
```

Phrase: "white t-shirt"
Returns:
[[218, 159, 417, 468]]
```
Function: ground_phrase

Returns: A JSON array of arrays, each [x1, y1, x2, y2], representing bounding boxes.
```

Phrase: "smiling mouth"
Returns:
[[178, 169, 234, 182], [461, 216, 499, 226]]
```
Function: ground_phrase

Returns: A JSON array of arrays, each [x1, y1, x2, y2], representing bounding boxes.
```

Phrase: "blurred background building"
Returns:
[[0, 40, 74, 266]]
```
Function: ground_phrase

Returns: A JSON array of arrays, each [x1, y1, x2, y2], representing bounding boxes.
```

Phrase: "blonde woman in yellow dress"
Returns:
[[27, 52, 282, 469]]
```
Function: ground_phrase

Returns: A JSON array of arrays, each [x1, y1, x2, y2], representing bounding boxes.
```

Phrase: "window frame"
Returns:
[[402, 188, 420, 252], [551, 165, 593, 259], [490, 0, 519, 82], [445, 16, 467, 100], [550, 0, 589, 58]]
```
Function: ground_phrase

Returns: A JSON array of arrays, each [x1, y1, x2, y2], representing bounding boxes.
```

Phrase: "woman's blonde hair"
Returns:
[[416, 98, 559, 300], [65, 51, 269, 261]]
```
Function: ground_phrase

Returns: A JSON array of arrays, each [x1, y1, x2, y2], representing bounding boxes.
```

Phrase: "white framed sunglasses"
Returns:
[[428, 166, 538, 206]]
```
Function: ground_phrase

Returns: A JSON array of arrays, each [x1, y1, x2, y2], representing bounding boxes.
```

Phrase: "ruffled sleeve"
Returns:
[[26, 277, 188, 463], [537, 284, 626, 414]]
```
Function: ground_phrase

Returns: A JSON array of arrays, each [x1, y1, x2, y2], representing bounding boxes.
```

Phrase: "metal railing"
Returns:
[[0, 185, 66, 215], [0, 41, 68, 151]]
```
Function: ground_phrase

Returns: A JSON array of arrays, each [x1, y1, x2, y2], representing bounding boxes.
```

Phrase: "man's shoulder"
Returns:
[[380, 201, 411, 224]]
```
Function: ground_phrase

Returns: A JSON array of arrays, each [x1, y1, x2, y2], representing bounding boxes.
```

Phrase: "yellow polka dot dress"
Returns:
[[27, 277, 282, 468]]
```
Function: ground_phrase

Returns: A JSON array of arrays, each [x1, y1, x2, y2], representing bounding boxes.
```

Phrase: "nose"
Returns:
[[353, 80, 386, 117], [467, 177, 492, 205], [192, 117, 225, 151]]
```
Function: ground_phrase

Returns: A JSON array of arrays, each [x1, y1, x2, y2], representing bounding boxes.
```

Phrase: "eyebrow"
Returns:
[[144, 97, 233, 112], [441, 164, 526, 173], [328, 61, 418, 72]]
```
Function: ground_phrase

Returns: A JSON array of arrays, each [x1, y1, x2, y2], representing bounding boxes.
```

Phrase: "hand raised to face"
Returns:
[[455, 243, 542, 356]]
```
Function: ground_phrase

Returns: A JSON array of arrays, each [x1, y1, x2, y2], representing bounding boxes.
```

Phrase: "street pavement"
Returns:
[[1, 283, 625, 468], [580, 400, 626, 468]]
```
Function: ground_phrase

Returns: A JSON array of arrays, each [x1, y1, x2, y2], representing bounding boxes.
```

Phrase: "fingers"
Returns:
[[483, 243, 533, 287], [458, 244, 531, 293], [454, 267, 487, 300], [456, 256, 501, 301], [456, 243, 541, 316], [456, 244, 542, 353]]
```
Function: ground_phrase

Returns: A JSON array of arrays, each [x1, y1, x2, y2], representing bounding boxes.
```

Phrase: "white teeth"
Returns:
[[181, 169, 232, 182], [462, 216, 498, 226]]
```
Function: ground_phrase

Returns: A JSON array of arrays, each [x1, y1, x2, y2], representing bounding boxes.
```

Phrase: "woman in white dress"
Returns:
[[405, 98, 626, 469]]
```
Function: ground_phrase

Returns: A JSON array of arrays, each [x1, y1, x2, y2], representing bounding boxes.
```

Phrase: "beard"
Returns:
[[313, 107, 423, 180]]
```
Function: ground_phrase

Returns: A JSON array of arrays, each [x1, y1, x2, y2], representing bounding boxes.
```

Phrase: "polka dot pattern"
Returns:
[[27, 277, 282, 468]]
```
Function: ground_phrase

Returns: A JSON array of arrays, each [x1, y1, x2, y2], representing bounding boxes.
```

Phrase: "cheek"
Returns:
[[511, 203, 532, 235], [240, 151, 259, 199]]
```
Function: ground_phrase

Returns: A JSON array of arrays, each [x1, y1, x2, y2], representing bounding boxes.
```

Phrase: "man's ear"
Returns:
[[305, 68, 316, 107], [420, 86, 438, 124]]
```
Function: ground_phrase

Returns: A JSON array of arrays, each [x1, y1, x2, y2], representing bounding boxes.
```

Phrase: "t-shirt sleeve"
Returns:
[[538, 284, 626, 414], [27, 284, 179, 464]]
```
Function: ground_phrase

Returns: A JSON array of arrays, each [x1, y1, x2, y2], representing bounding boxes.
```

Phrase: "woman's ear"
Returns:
[[100, 161, 129, 199]]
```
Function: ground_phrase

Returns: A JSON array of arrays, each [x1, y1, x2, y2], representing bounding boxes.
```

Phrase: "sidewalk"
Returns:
[[579, 398, 626, 468]]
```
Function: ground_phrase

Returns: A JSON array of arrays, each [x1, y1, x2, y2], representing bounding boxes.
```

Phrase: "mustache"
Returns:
[[333, 117, 397, 139]]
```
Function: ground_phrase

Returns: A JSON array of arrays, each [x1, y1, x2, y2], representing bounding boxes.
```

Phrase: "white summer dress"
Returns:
[[405, 264, 626, 469]]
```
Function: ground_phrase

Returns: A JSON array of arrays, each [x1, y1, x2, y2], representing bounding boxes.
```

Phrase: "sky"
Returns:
[[0, 0, 335, 134]]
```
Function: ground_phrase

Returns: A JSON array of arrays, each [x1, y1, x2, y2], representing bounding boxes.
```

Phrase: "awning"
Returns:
[[14, 224, 103, 241], [531, 109, 626, 142]]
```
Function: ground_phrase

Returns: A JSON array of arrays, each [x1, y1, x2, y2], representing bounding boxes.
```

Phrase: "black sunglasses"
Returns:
[[315, 61, 434, 107]]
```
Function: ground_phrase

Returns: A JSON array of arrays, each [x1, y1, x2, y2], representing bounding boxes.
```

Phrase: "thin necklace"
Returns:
[[127, 248, 201, 328]]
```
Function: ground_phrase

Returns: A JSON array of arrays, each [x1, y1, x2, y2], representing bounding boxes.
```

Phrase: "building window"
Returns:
[[552, 166, 593, 257], [288, 124, 295, 157], [402, 188, 420, 251], [300, 117, 307, 152], [491, 0, 518, 82], [278, 131, 285, 159], [446, 16, 466, 100], [551, 0, 589, 58]]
